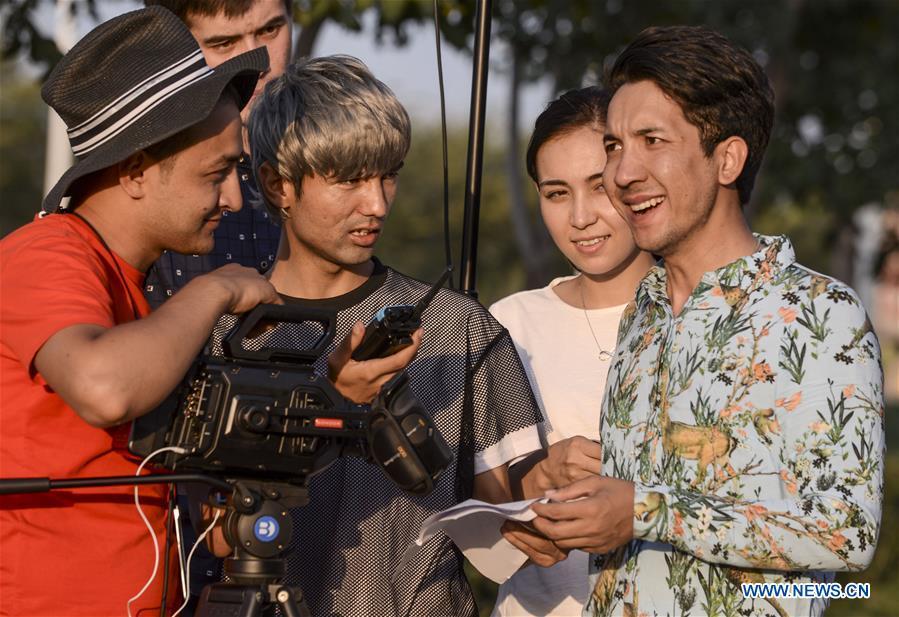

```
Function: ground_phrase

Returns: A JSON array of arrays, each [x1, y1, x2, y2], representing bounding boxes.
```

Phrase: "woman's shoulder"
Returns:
[[489, 276, 575, 320]]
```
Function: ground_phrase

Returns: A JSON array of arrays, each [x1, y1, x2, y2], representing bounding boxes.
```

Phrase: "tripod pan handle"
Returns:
[[0, 478, 51, 494]]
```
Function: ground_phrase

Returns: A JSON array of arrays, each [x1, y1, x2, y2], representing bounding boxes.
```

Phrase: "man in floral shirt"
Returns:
[[507, 25, 885, 617]]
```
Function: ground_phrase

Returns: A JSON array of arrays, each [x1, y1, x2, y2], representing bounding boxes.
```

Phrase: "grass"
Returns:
[[466, 560, 498, 617]]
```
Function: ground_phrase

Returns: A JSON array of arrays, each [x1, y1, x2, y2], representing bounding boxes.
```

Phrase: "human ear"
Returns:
[[117, 151, 150, 199], [258, 161, 291, 215], [716, 136, 749, 187]]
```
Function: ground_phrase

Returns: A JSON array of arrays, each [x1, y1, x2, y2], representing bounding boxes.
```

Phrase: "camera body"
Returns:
[[140, 358, 365, 481], [130, 305, 452, 496]]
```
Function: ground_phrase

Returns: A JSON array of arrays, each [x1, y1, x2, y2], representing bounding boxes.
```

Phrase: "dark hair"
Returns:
[[607, 25, 774, 205], [525, 86, 613, 183], [874, 231, 899, 282], [144, 0, 291, 21]]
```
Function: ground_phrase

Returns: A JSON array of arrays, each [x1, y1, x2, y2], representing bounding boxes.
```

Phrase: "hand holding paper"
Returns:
[[529, 475, 635, 554], [399, 497, 551, 584], [523, 436, 602, 498], [500, 519, 569, 568]]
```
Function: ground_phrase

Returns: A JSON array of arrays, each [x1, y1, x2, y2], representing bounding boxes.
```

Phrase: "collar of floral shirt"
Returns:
[[636, 234, 796, 310]]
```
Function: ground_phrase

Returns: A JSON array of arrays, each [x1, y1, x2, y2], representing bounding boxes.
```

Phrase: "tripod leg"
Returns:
[[273, 585, 312, 617], [195, 583, 265, 617]]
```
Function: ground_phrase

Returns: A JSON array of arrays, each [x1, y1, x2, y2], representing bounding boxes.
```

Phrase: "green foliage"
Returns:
[[779, 330, 807, 385], [291, 0, 476, 49], [0, 61, 46, 236], [1, 0, 98, 76], [464, 559, 497, 617], [292, 0, 366, 31]]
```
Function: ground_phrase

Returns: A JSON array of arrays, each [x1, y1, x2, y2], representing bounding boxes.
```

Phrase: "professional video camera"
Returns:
[[130, 304, 452, 497], [127, 304, 453, 616]]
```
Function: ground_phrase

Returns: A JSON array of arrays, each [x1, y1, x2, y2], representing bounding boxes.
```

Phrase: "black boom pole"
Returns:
[[458, 0, 493, 299]]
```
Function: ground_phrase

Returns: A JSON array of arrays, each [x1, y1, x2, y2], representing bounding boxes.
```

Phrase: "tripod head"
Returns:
[[196, 479, 311, 617], [220, 480, 303, 573]]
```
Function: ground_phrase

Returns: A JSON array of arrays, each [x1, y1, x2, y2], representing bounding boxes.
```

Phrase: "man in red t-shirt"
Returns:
[[0, 8, 279, 616]]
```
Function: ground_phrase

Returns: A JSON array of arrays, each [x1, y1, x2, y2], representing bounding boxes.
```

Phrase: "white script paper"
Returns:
[[398, 497, 549, 584]]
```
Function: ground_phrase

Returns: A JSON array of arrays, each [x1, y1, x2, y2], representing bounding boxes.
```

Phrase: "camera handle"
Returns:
[[196, 480, 311, 617]]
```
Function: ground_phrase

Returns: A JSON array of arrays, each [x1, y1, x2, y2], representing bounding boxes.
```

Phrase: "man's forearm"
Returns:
[[632, 482, 881, 572], [35, 275, 234, 427], [473, 464, 513, 504], [106, 275, 235, 414]]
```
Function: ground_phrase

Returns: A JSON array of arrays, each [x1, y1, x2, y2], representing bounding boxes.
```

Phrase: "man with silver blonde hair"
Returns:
[[250, 54, 412, 224], [206, 55, 544, 616]]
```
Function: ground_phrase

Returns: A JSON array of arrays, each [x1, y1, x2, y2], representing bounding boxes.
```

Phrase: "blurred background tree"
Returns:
[[2, 1, 897, 614], [4, 0, 897, 299], [0, 61, 46, 233]]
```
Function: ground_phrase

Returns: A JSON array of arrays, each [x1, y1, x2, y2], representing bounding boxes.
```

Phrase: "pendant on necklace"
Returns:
[[578, 276, 614, 362]]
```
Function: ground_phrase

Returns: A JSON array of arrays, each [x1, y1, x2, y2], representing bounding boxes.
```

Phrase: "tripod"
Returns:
[[0, 473, 312, 616], [195, 480, 311, 617]]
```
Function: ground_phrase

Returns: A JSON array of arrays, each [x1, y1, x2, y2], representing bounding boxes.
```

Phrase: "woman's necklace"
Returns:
[[578, 276, 614, 362]]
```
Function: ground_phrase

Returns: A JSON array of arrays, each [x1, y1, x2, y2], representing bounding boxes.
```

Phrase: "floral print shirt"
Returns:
[[586, 235, 884, 617]]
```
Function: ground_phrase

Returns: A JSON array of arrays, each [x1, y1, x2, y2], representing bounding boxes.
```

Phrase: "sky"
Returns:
[[313, 9, 553, 126]]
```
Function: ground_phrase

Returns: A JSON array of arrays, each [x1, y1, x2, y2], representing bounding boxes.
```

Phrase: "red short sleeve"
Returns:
[[0, 216, 117, 372]]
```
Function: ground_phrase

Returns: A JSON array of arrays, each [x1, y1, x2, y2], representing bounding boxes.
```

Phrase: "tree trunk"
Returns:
[[504, 48, 554, 288], [293, 18, 324, 61]]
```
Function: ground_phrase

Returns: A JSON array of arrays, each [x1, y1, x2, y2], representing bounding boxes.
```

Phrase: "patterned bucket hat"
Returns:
[[41, 5, 268, 212]]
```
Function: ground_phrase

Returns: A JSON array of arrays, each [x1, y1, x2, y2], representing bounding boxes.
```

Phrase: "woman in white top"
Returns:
[[489, 87, 656, 616]]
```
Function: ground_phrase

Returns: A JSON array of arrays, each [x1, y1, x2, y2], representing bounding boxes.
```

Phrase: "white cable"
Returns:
[[173, 504, 188, 599], [126, 446, 187, 617], [172, 509, 222, 617]]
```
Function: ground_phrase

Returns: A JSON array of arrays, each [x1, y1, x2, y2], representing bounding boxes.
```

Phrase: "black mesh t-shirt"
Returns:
[[210, 260, 543, 616]]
